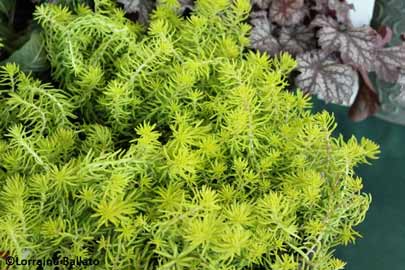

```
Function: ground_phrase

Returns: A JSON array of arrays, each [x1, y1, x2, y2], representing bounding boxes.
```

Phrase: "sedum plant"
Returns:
[[0, 0, 379, 269]]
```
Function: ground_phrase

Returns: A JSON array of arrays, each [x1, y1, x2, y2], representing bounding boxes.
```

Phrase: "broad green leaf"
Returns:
[[0, 0, 15, 16], [2, 30, 48, 72]]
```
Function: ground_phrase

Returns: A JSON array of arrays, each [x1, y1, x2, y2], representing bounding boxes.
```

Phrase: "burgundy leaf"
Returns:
[[270, 0, 306, 26], [376, 26, 393, 48], [312, 15, 378, 68], [279, 25, 316, 55], [250, 11, 281, 55], [296, 50, 359, 106], [373, 45, 405, 82], [349, 70, 380, 121]]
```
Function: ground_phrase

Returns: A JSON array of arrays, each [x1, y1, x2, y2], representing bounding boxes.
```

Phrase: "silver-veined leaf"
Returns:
[[279, 25, 315, 55], [270, 0, 305, 26], [373, 46, 405, 83], [312, 15, 378, 68], [296, 50, 359, 106], [250, 10, 280, 56]]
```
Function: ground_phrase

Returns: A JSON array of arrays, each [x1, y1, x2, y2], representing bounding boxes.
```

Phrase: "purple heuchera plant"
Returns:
[[250, 0, 405, 121]]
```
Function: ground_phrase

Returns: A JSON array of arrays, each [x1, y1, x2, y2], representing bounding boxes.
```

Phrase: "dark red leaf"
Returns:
[[349, 69, 380, 121], [375, 26, 393, 48]]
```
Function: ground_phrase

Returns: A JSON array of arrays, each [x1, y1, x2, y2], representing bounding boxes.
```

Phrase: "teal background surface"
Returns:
[[311, 98, 405, 270], [370, 0, 405, 125]]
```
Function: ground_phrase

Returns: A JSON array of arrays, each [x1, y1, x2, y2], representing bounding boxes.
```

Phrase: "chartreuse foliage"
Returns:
[[0, 0, 379, 269]]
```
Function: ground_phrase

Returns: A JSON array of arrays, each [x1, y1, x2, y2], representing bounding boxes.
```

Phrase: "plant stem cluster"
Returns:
[[0, 0, 379, 269]]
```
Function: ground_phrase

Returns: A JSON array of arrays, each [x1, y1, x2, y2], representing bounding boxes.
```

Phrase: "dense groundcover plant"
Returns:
[[249, 0, 405, 121], [0, 0, 379, 269]]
